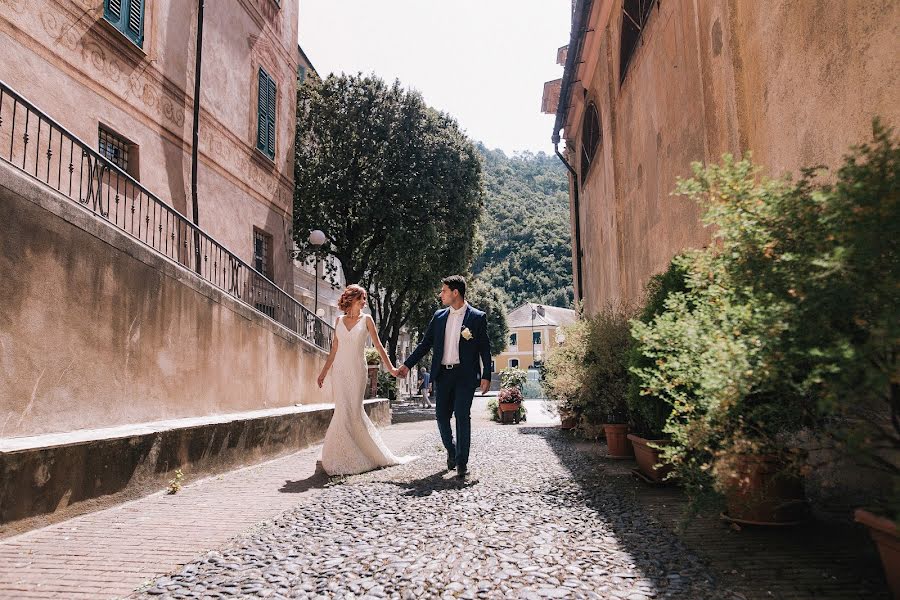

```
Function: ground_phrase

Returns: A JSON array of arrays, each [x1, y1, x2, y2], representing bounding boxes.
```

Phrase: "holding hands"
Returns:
[[395, 365, 410, 378]]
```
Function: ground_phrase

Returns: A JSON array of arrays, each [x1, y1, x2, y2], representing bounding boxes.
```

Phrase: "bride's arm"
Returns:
[[365, 315, 397, 375], [317, 318, 341, 388]]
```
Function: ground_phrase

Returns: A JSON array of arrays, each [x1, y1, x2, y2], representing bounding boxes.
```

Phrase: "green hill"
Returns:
[[473, 144, 574, 309]]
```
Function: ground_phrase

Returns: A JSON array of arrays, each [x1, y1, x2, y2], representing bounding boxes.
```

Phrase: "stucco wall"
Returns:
[[566, 0, 900, 313], [0, 161, 328, 439], [0, 0, 299, 290]]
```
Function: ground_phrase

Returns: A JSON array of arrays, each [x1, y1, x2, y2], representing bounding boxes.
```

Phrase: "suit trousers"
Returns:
[[434, 366, 476, 468]]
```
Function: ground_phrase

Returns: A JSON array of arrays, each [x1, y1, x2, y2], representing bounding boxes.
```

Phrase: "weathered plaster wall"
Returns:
[[0, 161, 327, 439]]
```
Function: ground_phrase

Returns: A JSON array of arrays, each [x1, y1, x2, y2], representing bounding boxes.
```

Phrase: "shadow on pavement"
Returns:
[[383, 469, 479, 497], [278, 469, 330, 494], [518, 426, 890, 600]]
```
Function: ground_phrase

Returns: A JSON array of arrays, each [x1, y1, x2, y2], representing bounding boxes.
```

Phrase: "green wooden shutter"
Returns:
[[105, 0, 123, 21], [257, 69, 269, 155], [266, 77, 277, 159], [126, 0, 144, 47], [104, 0, 143, 48]]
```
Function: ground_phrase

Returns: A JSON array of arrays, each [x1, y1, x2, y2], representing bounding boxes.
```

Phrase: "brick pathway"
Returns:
[[0, 408, 434, 599]]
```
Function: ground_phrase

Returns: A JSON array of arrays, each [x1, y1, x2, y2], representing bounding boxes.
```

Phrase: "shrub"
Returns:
[[627, 259, 688, 437], [376, 370, 397, 400], [633, 121, 899, 513], [364, 347, 380, 365], [499, 367, 528, 390], [543, 304, 634, 438]]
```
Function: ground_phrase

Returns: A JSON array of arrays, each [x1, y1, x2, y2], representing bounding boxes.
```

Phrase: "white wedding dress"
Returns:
[[320, 314, 416, 476]]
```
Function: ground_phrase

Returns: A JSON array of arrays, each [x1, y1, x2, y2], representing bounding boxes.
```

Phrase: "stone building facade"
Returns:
[[544, 0, 900, 314], [1, 0, 300, 291]]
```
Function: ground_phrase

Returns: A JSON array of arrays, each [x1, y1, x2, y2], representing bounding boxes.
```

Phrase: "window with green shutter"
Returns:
[[104, 0, 144, 48], [256, 68, 277, 160]]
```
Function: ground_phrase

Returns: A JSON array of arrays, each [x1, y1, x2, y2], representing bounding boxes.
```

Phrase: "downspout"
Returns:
[[553, 135, 583, 305], [552, 0, 593, 305], [190, 0, 205, 274]]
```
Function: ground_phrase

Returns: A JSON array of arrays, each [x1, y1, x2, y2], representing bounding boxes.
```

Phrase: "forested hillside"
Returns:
[[473, 144, 574, 309]]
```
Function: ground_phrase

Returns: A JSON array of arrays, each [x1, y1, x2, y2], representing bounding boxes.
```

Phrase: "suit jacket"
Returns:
[[404, 304, 492, 385]]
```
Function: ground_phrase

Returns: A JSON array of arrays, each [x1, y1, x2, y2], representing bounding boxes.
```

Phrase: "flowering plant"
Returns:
[[498, 386, 524, 404]]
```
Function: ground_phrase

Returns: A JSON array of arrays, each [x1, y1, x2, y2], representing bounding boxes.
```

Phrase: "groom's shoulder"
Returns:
[[468, 305, 487, 318]]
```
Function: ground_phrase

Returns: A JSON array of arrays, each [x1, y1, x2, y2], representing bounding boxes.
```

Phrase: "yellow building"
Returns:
[[494, 303, 577, 372]]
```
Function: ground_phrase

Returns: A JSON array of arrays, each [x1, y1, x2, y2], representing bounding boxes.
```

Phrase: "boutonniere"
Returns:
[[460, 327, 473, 340]]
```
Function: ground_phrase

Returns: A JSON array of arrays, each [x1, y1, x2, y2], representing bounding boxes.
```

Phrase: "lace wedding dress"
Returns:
[[320, 315, 416, 476]]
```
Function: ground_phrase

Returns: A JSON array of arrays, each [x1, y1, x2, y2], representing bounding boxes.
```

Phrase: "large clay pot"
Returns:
[[722, 454, 807, 525], [603, 424, 633, 458], [627, 434, 672, 482], [365, 366, 379, 399], [855, 508, 900, 598], [499, 402, 521, 424]]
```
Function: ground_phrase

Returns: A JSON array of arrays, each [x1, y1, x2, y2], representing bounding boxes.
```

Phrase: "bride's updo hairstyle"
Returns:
[[337, 284, 367, 313]]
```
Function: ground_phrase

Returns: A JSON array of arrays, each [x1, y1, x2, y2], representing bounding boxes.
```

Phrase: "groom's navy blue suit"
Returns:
[[404, 304, 492, 469]]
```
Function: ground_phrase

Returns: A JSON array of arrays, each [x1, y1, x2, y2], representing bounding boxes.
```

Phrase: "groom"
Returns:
[[397, 275, 491, 480]]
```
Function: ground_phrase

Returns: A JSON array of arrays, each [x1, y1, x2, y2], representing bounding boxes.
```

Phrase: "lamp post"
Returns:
[[308, 229, 326, 315], [531, 303, 545, 369]]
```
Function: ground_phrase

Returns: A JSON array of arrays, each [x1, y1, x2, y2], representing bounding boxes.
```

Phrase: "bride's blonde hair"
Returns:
[[337, 284, 367, 313]]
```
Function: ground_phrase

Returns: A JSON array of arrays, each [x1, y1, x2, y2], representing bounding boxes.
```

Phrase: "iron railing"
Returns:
[[0, 79, 333, 351]]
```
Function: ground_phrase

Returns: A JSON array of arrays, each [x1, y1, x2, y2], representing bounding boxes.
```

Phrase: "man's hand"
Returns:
[[480, 379, 490, 395], [396, 365, 410, 378]]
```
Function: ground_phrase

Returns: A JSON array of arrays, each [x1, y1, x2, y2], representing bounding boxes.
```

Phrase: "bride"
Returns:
[[317, 284, 416, 476]]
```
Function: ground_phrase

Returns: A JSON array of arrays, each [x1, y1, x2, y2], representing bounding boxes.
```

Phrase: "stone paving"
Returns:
[[134, 427, 735, 600]]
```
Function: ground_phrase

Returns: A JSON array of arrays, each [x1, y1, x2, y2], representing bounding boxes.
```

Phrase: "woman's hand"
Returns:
[[317, 371, 326, 388]]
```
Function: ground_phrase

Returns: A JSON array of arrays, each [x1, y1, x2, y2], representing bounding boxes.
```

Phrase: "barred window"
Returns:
[[620, 0, 658, 83], [98, 127, 130, 172]]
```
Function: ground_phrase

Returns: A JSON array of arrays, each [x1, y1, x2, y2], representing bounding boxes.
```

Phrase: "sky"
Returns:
[[298, 0, 572, 156]]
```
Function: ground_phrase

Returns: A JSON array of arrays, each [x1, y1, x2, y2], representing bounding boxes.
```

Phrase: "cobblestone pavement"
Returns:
[[135, 427, 736, 600]]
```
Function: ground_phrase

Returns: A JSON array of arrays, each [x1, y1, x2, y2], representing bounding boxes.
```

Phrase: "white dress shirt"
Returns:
[[442, 303, 468, 365]]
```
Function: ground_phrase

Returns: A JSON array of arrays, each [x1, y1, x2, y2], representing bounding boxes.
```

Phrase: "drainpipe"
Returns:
[[553, 134, 583, 304], [190, 0, 205, 274]]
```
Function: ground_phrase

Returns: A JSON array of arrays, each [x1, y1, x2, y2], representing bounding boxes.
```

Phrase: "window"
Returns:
[[620, 0, 657, 83], [256, 68, 277, 160], [509, 359, 519, 369], [509, 333, 518, 346], [103, 0, 145, 48], [298, 65, 307, 84], [533, 331, 542, 346], [253, 228, 273, 279], [580, 102, 601, 181], [98, 127, 130, 172]]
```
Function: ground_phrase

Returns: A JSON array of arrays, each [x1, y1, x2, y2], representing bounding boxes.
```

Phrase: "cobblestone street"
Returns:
[[135, 425, 732, 600]]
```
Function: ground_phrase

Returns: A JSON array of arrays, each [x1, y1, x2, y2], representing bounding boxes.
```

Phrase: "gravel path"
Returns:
[[134, 427, 737, 599]]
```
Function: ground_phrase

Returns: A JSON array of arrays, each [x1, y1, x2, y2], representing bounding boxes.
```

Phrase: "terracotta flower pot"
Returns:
[[499, 402, 521, 424], [603, 424, 633, 458], [365, 365, 379, 399], [627, 434, 672, 482], [722, 454, 807, 525], [855, 508, 900, 598]]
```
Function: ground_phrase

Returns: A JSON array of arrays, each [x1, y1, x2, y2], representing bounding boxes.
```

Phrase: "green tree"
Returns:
[[293, 74, 483, 359], [474, 145, 574, 308]]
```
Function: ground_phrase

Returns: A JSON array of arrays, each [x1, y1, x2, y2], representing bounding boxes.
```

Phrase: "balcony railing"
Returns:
[[0, 79, 333, 351]]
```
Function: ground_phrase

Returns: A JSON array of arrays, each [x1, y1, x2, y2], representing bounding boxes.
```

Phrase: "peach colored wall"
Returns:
[[564, 0, 900, 314], [0, 0, 299, 291], [0, 161, 327, 439]]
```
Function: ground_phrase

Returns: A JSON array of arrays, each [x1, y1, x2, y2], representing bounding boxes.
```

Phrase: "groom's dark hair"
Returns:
[[442, 275, 466, 298]]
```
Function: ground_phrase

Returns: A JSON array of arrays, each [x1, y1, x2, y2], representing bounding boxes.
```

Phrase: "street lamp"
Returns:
[[531, 303, 545, 369], [308, 229, 327, 315]]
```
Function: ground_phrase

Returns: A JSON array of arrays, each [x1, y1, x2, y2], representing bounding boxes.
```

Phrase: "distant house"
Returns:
[[494, 303, 577, 373]]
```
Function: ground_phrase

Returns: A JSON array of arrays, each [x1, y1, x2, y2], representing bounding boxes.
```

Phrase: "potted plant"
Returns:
[[497, 385, 525, 424], [364, 347, 380, 399], [582, 304, 634, 458], [491, 367, 527, 424], [543, 317, 589, 431], [626, 260, 687, 482]]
